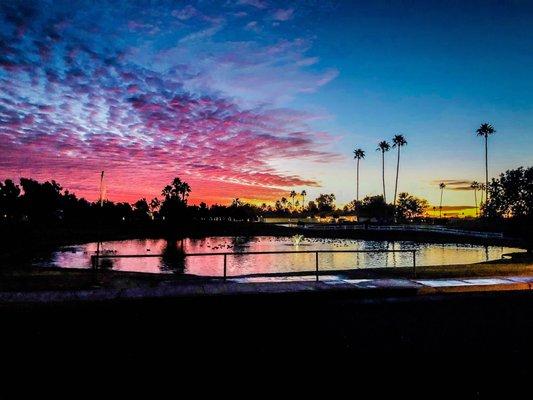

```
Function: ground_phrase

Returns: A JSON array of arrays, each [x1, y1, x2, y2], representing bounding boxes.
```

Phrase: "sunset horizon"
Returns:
[[1, 0, 531, 207]]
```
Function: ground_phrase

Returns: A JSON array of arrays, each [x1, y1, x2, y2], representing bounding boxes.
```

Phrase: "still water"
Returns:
[[34, 236, 522, 277]]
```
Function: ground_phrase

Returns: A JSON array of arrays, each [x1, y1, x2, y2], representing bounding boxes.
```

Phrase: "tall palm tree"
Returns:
[[479, 183, 486, 206], [392, 134, 407, 206], [439, 182, 446, 218], [376, 141, 391, 203], [470, 181, 480, 217], [476, 123, 496, 201], [289, 190, 297, 208], [300, 190, 307, 210], [353, 148, 365, 201]]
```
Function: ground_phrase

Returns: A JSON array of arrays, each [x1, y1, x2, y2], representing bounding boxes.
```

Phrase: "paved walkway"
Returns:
[[2, 275, 533, 305]]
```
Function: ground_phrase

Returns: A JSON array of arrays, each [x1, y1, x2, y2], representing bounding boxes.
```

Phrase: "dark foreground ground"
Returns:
[[3, 289, 533, 389]]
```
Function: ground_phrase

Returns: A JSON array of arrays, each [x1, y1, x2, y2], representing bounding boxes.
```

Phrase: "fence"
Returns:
[[91, 249, 418, 280], [300, 224, 504, 239]]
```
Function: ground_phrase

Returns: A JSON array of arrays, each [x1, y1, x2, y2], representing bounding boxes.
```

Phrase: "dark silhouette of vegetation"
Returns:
[[0, 179, 20, 221], [392, 134, 407, 207], [471, 181, 480, 217], [476, 123, 496, 202], [483, 167, 532, 219], [376, 140, 390, 203], [395, 192, 429, 221], [1, 165, 531, 237], [300, 190, 307, 211], [482, 167, 533, 249], [315, 193, 336, 212], [353, 148, 365, 201], [439, 182, 446, 218], [353, 195, 394, 222]]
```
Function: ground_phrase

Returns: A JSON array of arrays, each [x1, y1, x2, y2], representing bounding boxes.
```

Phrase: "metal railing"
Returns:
[[300, 224, 504, 238], [91, 249, 418, 280]]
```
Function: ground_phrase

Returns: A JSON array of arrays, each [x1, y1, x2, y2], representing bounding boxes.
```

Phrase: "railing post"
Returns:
[[412, 250, 416, 279], [315, 251, 319, 282], [223, 254, 227, 282]]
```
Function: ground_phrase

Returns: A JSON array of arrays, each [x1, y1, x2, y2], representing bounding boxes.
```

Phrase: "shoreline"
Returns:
[[1, 221, 530, 293], [1, 253, 531, 293]]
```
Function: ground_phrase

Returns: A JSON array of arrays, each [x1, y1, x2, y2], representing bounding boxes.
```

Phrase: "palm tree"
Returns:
[[289, 190, 297, 208], [281, 197, 288, 210], [439, 182, 446, 218], [179, 182, 191, 203], [353, 148, 365, 201], [479, 183, 486, 205], [392, 134, 407, 206], [376, 141, 391, 203], [300, 190, 307, 210], [476, 123, 496, 201], [470, 181, 480, 217]]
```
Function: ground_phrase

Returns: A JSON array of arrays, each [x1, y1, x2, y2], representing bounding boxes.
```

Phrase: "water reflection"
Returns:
[[98, 257, 115, 270], [160, 239, 185, 273], [36, 236, 523, 277]]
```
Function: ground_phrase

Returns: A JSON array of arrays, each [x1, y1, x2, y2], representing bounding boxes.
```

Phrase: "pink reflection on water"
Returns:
[[39, 236, 522, 277]]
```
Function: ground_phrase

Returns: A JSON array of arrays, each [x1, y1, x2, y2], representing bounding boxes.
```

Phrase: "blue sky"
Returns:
[[0, 0, 531, 206]]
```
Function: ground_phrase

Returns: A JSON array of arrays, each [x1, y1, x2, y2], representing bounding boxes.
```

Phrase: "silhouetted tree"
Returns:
[[0, 179, 21, 220], [19, 178, 64, 223], [300, 190, 307, 211], [376, 141, 391, 202], [289, 190, 297, 208], [439, 182, 446, 218], [315, 193, 336, 212], [307, 201, 318, 214], [392, 134, 407, 206], [160, 177, 191, 222], [476, 123, 496, 202], [353, 148, 365, 201], [395, 192, 428, 221], [355, 195, 394, 221], [133, 198, 150, 221], [470, 181, 480, 217], [483, 167, 532, 219]]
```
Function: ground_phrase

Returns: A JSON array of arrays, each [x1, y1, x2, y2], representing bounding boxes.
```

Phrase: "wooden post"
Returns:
[[413, 250, 417, 278], [315, 251, 319, 282], [223, 254, 227, 282]]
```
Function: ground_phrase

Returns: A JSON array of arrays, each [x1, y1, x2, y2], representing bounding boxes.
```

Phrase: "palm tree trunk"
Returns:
[[381, 151, 386, 203], [474, 189, 478, 217], [356, 158, 360, 201], [485, 135, 489, 203], [394, 146, 400, 206], [439, 189, 444, 218]]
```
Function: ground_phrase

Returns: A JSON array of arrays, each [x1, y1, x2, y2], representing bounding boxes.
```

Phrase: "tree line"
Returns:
[[0, 175, 433, 226], [0, 166, 530, 227]]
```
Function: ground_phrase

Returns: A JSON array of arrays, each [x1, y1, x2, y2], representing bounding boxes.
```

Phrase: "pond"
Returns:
[[33, 236, 522, 277]]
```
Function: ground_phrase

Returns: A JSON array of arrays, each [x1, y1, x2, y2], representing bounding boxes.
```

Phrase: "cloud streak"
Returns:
[[0, 0, 339, 203]]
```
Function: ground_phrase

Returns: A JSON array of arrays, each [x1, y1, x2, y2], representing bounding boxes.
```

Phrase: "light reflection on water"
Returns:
[[35, 236, 521, 277]]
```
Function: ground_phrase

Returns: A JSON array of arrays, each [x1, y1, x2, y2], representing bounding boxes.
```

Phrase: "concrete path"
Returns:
[[2, 275, 533, 305]]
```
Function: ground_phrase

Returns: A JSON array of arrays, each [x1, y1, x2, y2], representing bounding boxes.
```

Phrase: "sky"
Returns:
[[0, 0, 532, 207]]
